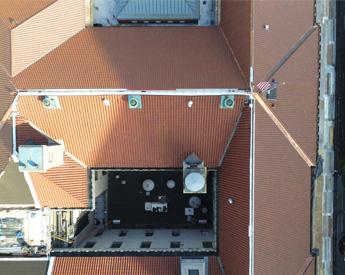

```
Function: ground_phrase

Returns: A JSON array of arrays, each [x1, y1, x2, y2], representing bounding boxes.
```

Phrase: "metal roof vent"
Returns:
[[183, 153, 207, 194], [220, 95, 235, 109], [180, 257, 208, 275], [18, 143, 64, 172], [128, 95, 142, 109], [41, 96, 61, 109]]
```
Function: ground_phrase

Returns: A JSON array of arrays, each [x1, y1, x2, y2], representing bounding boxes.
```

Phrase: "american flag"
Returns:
[[256, 81, 272, 92]]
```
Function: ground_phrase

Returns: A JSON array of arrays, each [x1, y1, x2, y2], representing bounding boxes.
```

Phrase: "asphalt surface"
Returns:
[[334, 1, 345, 274]]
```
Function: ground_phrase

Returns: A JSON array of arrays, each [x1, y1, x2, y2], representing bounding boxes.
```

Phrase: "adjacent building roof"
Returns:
[[18, 95, 245, 168], [0, 0, 56, 29], [0, 160, 34, 206], [13, 27, 247, 90], [16, 118, 89, 208], [52, 256, 223, 275]]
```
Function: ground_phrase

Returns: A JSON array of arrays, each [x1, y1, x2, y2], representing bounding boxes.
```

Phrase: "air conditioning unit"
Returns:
[[42, 96, 61, 109], [180, 257, 208, 275], [18, 143, 64, 172], [220, 95, 235, 109], [128, 95, 142, 109], [183, 153, 207, 194]]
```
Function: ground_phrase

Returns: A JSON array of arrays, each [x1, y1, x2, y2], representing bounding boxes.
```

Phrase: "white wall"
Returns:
[[93, 170, 108, 197]]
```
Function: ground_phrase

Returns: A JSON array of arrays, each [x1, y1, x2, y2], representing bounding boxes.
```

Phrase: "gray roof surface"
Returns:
[[0, 160, 34, 206], [0, 260, 48, 275]]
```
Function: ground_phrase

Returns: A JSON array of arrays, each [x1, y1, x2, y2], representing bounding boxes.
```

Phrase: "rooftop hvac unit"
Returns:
[[18, 143, 64, 172], [183, 153, 207, 194], [42, 96, 61, 109], [180, 257, 208, 275]]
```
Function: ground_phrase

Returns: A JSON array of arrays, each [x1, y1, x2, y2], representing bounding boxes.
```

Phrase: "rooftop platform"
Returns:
[[13, 27, 247, 90]]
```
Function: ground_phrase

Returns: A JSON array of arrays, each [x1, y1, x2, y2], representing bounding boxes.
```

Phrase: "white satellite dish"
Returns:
[[185, 172, 205, 192]]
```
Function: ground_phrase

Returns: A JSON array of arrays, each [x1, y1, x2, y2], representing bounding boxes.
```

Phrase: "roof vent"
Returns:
[[41, 96, 61, 109], [18, 143, 64, 172], [220, 95, 235, 109], [180, 257, 208, 275], [183, 153, 207, 194], [128, 95, 142, 109]]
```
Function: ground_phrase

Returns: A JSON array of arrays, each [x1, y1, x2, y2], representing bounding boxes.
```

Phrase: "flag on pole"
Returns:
[[256, 81, 272, 92]]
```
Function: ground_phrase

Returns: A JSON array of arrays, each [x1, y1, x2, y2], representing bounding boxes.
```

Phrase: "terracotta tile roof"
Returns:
[[0, 0, 56, 29], [0, 119, 12, 175], [52, 256, 223, 275], [252, 0, 315, 82], [220, 0, 251, 82], [260, 29, 319, 163], [219, 107, 250, 275], [18, 95, 245, 168], [28, 154, 88, 208], [252, 1, 318, 273], [16, 118, 89, 208], [13, 27, 247, 90], [254, 104, 313, 275]]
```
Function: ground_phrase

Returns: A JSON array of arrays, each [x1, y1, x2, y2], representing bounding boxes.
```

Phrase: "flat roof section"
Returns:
[[0, 160, 34, 206], [0, 260, 49, 275], [13, 27, 247, 90]]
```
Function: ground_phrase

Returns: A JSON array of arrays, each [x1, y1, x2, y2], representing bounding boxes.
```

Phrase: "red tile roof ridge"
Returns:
[[264, 25, 319, 82], [253, 92, 315, 167]]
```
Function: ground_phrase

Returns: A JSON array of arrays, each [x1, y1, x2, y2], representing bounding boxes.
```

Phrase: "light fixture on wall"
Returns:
[[228, 198, 234, 205]]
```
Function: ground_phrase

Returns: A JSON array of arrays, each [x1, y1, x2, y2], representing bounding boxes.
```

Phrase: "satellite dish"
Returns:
[[185, 172, 205, 192], [142, 179, 155, 192]]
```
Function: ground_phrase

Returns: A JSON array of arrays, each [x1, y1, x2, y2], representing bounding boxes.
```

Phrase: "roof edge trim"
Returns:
[[218, 109, 244, 167], [18, 89, 251, 96]]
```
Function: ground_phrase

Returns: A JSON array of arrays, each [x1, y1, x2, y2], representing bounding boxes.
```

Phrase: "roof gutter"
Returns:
[[11, 94, 18, 157], [249, 95, 255, 275], [47, 256, 55, 275], [17, 88, 252, 97]]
